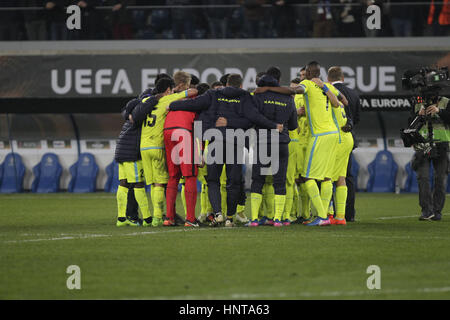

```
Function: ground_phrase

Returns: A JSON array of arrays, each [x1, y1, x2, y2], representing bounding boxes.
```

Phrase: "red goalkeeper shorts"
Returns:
[[163, 128, 200, 178]]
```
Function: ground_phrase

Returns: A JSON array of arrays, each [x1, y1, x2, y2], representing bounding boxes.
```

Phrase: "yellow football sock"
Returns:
[[274, 194, 286, 221], [237, 204, 245, 213], [299, 183, 311, 219], [292, 184, 299, 218], [201, 184, 208, 214], [134, 187, 150, 219], [250, 193, 263, 221], [181, 184, 187, 216], [265, 183, 275, 219], [220, 184, 227, 214], [116, 185, 128, 218], [320, 180, 333, 216], [151, 185, 165, 219], [305, 180, 326, 218], [284, 182, 294, 220], [335, 186, 348, 220]]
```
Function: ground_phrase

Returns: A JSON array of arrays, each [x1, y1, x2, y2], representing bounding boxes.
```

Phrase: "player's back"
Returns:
[[140, 90, 188, 149], [300, 79, 337, 136], [253, 91, 297, 143]]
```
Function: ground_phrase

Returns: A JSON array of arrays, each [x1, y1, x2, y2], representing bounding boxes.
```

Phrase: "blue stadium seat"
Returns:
[[404, 161, 433, 193], [104, 160, 119, 193], [351, 156, 360, 191], [366, 150, 398, 192], [31, 153, 62, 193], [0, 153, 26, 193], [68, 153, 99, 193]]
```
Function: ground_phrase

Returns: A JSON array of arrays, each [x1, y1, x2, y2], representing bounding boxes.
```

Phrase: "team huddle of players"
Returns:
[[114, 61, 353, 228]]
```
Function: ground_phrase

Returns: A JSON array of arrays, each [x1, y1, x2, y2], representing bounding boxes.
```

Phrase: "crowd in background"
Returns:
[[0, 1, 449, 41]]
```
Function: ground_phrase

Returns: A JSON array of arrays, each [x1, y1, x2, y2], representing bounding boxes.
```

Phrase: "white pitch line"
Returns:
[[3, 227, 234, 244], [126, 286, 450, 300]]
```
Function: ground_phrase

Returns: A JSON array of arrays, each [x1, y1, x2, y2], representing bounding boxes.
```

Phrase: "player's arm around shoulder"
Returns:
[[168, 89, 212, 112], [311, 78, 339, 108], [131, 94, 161, 126]]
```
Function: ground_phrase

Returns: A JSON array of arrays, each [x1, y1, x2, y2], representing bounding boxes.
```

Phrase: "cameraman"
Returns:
[[412, 96, 450, 221]]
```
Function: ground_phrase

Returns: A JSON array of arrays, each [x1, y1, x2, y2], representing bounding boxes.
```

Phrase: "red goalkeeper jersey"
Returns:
[[164, 110, 197, 132]]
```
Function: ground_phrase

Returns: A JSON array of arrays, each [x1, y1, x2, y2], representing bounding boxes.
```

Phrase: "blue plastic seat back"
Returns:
[[0, 153, 26, 193], [68, 153, 98, 193], [104, 160, 119, 193], [32, 153, 62, 193], [366, 150, 398, 192]]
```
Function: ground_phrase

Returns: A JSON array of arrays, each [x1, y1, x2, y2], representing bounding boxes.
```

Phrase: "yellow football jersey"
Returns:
[[140, 90, 188, 150], [293, 93, 310, 144], [299, 79, 340, 136]]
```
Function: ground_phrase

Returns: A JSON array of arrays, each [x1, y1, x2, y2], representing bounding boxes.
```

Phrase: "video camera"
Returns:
[[402, 66, 449, 97], [401, 67, 450, 149]]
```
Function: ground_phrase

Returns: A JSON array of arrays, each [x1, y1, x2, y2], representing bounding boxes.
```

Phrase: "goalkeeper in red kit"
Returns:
[[163, 83, 211, 227]]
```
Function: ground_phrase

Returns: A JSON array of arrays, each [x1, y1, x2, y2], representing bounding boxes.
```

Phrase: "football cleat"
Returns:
[[282, 219, 291, 226], [235, 211, 249, 223], [152, 217, 164, 227], [198, 214, 207, 223], [215, 213, 224, 223], [328, 215, 336, 225], [431, 213, 442, 221], [174, 213, 185, 225], [142, 217, 153, 227], [305, 217, 331, 226], [419, 212, 434, 221], [273, 219, 283, 227], [334, 218, 346, 225], [163, 219, 176, 226], [116, 219, 128, 227], [225, 219, 235, 227], [184, 219, 203, 227], [245, 220, 259, 227]]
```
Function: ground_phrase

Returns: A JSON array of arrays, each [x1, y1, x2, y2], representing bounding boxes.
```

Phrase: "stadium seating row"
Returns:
[[0, 150, 445, 193]]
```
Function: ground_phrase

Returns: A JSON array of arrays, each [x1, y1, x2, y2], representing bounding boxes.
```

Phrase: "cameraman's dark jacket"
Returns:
[[253, 75, 298, 144], [114, 96, 158, 163], [168, 86, 277, 143], [437, 97, 450, 125]]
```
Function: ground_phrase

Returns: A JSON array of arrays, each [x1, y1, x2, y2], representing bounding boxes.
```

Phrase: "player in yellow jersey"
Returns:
[[280, 61, 343, 226], [328, 100, 354, 225], [288, 76, 312, 224], [282, 79, 302, 225], [131, 74, 197, 227]]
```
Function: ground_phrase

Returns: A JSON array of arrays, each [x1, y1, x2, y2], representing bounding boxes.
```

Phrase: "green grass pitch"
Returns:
[[1, 192, 450, 300]]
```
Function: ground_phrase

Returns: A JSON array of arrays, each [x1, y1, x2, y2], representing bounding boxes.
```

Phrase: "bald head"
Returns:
[[328, 66, 344, 83]]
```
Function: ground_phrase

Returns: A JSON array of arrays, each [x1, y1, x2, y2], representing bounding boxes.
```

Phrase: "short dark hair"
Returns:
[[256, 71, 266, 84], [220, 73, 230, 87], [226, 74, 243, 88], [155, 73, 172, 85], [300, 66, 306, 72], [266, 66, 281, 82], [210, 81, 223, 89], [328, 66, 343, 82], [190, 74, 200, 86], [196, 83, 210, 95], [155, 78, 175, 94], [291, 77, 301, 85], [306, 61, 321, 78]]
